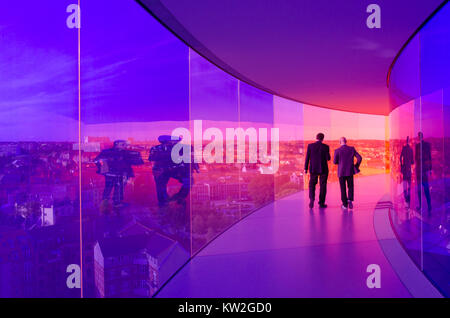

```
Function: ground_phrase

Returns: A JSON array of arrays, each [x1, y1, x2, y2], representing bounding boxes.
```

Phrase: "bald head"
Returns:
[[340, 137, 347, 145]]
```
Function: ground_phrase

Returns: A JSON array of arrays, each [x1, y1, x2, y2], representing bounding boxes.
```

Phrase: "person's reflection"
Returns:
[[341, 207, 355, 244], [149, 135, 199, 208], [400, 136, 414, 208], [95, 140, 143, 211], [414, 132, 432, 214]]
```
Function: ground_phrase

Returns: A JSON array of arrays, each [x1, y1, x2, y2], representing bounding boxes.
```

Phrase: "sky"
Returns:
[[0, 0, 387, 142]]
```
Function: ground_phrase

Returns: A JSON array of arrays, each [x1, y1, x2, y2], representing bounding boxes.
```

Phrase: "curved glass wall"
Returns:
[[1, 1, 387, 297], [388, 2, 450, 297]]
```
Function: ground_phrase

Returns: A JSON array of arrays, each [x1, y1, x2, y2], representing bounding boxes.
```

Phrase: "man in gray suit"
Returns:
[[333, 137, 362, 210]]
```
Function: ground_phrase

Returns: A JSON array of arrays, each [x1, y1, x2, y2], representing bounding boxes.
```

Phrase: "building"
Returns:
[[40, 205, 54, 227], [191, 183, 211, 202], [94, 222, 189, 297]]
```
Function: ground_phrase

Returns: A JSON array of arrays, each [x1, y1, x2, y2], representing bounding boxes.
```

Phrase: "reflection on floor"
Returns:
[[156, 174, 413, 297], [391, 198, 450, 297]]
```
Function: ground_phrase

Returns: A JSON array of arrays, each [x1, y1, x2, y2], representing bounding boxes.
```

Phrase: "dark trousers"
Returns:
[[154, 169, 192, 207], [416, 174, 431, 210], [309, 173, 328, 204], [154, 170, 170, 206], [402, 176, 411, 204], [170, 174, 192, 201], [339, 176, 354, 206], [103, 175, 125, 205]]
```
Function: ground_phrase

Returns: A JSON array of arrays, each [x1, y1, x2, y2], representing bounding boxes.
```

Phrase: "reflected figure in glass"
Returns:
[[414, 132, 432, 214], [94, 140, 144, 210], [400, 136, 414, 208], [149, 135, 199, 208]]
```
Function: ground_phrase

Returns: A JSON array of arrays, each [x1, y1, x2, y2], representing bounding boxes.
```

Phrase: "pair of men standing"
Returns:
[[95, 136, 198, 210], [304, 133, 362, 210]]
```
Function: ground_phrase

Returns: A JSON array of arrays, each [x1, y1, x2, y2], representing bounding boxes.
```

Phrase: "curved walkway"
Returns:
[[157, 174, 418, 297]]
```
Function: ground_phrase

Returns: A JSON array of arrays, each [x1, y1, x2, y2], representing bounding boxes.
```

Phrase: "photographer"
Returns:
[[95, 140, 143, 208], [149, 135, 199, 208]]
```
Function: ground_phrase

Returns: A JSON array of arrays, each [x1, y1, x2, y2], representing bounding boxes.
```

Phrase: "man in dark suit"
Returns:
[[95, 140, 144, 209], [304, 133, 331, 208], [333, 137, 362, 210], [400, 136, 414, 208], [149, 135, 199, 208], [414, 132, 432, 214]]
